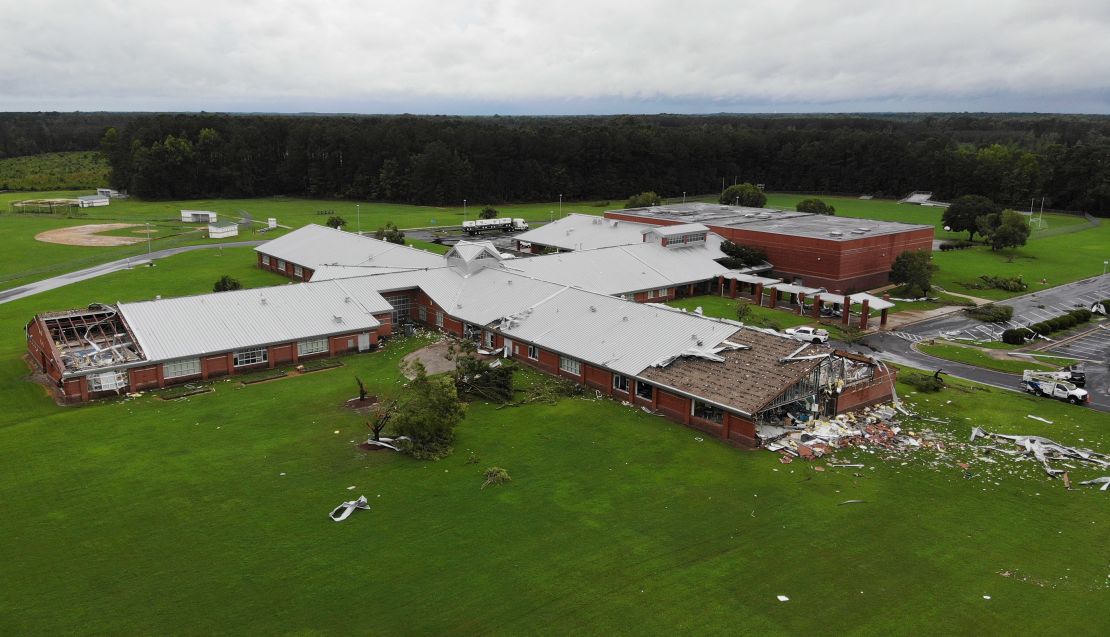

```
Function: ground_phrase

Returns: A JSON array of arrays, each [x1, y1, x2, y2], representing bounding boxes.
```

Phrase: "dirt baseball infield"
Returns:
[[35, 224, 145, 247]]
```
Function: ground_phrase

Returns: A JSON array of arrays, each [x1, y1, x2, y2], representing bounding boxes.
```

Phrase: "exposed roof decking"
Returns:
[[256, 224, 443, 272], [117, 280, 391, 361], [513, 213, 657, 251], [613, 202, 932, 241], [639, 328, 833, 415]]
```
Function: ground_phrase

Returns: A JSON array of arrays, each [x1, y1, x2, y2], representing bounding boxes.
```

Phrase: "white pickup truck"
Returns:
[[1021, 370, 1089, 405], [784, 326, 830, 344]]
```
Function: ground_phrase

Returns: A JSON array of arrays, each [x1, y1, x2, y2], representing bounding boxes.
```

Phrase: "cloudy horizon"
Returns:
[[2, 0, 1109, 115]]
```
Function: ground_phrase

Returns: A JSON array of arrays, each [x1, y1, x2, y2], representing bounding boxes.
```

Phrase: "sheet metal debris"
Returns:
[[970, 427, 1110, 477]]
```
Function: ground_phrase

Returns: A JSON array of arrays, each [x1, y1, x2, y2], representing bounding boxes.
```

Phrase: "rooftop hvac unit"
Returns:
[[829, 231, 843, 237]]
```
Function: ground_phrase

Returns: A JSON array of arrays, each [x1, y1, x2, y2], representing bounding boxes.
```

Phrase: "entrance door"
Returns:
[[357, 333, 371, 352]]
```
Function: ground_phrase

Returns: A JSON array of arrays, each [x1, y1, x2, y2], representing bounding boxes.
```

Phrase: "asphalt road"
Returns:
[[861, 326, 1110, 413], [0, 241, 266, 305]]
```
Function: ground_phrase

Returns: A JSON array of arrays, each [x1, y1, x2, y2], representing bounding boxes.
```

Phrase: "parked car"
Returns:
[[784, 326, 830, 344]]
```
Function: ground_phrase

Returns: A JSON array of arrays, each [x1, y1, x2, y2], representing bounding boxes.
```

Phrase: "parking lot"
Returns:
[[902, 273, 1110, 342], [1045, 325, 1110, 362]]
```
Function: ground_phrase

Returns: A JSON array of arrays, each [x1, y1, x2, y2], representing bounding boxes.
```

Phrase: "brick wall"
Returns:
[[837, 367, 897, 412], [256, 252, 314, 281]]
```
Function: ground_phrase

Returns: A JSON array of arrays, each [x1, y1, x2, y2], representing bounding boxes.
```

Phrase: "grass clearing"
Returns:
[[1, 249, 1110, 633], [668, 294, 853, 339], [916, 342, 1058, 374]]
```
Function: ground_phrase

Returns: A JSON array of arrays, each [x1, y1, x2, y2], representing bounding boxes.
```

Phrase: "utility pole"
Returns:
[[682, 191, 686, 203], [463, 199, 467, 226], [559, 194, 563, 218], [356, 203, 361, 235], [146, 222, 152, 263]]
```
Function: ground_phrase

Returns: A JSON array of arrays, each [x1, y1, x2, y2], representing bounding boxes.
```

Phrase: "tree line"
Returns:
[[6, 112, 1110, 214]]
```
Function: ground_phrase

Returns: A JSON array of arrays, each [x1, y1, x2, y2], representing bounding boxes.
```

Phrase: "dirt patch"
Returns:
[[400, 341, 458, 378], [131, 229, 158, 235], [35, 223, 143, 246]]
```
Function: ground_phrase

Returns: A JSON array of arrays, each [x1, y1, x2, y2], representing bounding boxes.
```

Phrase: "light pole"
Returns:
[[682, 191, 686, 203], [558, 193, 562, 218], [1104, 260, 1108, 275], [356, 204, 361, 235], [463, 199, 467, 226], [146, 222, 151, 261]]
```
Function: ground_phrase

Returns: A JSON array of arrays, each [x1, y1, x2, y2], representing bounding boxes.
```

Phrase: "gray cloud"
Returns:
[[1, 0, 1107, 113]]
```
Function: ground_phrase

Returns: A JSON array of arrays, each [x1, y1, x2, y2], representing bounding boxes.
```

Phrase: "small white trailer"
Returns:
[[181, 210, 217, 223]]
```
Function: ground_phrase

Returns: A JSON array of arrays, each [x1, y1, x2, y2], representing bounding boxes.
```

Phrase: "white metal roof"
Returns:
[[496, 286, 745, 376], [499, 239, 727, 295], [256, 224, 443, 272], [722, 273, 781, 285], [812, 291, 895, 310], [117, 280, 390, 362], [513, 213, 655, 251], [768, 282, 824, 296]]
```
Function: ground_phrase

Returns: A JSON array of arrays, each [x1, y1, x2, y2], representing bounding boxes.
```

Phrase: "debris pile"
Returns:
[[758, 404, 940, 459], [970, 427, 1110, 483]]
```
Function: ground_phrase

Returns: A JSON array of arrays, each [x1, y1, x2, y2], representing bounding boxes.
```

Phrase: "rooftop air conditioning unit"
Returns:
[[829, 231, 843, 237]]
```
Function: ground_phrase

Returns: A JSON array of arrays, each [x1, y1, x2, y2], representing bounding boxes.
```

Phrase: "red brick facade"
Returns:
[[257, 251, 315, 281], [604, 211, 934, 293]]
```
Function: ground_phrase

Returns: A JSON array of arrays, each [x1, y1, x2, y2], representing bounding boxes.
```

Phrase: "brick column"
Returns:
[[768, 288, 777, 308], [812, 297, 822, 319], [859, 299, 870, 329], [730, 278, 737, 299], [842, 295, 851, 326], [753, 283, 763, 305], [880, 308, 889, 329], [156, 364, 165, 389], [226, 352, 235, 375]]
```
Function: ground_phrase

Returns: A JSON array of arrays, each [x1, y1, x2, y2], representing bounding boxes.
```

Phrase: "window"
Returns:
[[559, 356, 581, 375], [613, 374, 629, 392], [233, 347, 268, 367], [297, 338, 328, 356], [384, 294, 411, 324], [654, 288, 668, 298], [261, 255, 270, 266], [276, 259, 286, 270], [435, 311, 444, 328], [635, 381, 653, 400], [163, 358, 201, 379], [646, 289, 656, 299], [693, 400, 724, 424], [484, 331, 495, 348], [87, 370, 126, 392], [418, 305, 427, 322], [527, 344, 539, 360], [293, 264, 303, 277]]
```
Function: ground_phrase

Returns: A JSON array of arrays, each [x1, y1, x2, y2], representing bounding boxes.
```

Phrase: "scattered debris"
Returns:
[[1080, 477, 1110, 491], [970, 427, 1110, 477], [1027, 415, 1054, 425], [329, 495, 369, 522], [776, 595, 790, 602], [839, 499, 866, 505]]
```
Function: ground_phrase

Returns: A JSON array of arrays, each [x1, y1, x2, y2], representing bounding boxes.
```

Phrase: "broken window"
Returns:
[[527, 344, 539, 360], [87, 370, 127, 392], [636, 381, 653, 400], [613, 374, 629, 392], [234, 348, 268, 367], [693, 400, 724, 423]]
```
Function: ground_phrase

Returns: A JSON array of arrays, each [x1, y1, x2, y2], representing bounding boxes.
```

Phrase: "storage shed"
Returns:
[[208, 221, 239, 239], [181, 210, 217, 223]]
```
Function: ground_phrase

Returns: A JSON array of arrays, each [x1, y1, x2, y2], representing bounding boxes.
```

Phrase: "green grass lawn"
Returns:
[[405, 238, 450, 254], [668, 294, 853, 338], [2, 249, 1110, 634], [0, 151, 109, 190], [916, 342, 1058, 374]]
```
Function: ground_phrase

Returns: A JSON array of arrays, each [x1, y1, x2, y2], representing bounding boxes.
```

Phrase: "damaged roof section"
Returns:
[[38, 304, 145, 374], [639, 328, 834, 415]]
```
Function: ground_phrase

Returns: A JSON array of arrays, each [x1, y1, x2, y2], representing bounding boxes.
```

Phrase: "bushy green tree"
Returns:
[[624, 191, 661, 209], [375, 221, 405, 244], [942, 195, 1001, 241], [889, 250, 937, 297], [325, 215, 346, 229], [718, 240, 768, 269], [796, 198, 835, 215], [392, 361, 465, 459], [479, 206, 499, 219], [720, 183, 766, 207], [213, 275, 242, 292], [988, 210, 1031, 251]]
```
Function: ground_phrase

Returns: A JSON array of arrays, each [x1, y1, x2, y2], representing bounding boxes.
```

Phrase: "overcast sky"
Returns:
[[2, 0, 1109, 114]]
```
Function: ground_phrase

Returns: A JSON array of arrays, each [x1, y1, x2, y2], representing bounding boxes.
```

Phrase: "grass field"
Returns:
[[916, 342, 1058, 374], [668, 294, 853, 338], [2, 187, 1106, 302], [0, 151, 109, 191], [2, 249, 1110, 634]]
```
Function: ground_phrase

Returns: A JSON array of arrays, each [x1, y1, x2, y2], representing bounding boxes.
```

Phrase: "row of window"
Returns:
[[159, 338, 327, 380], [645, 288, 670, 299], [260, 255, 303, 277]]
